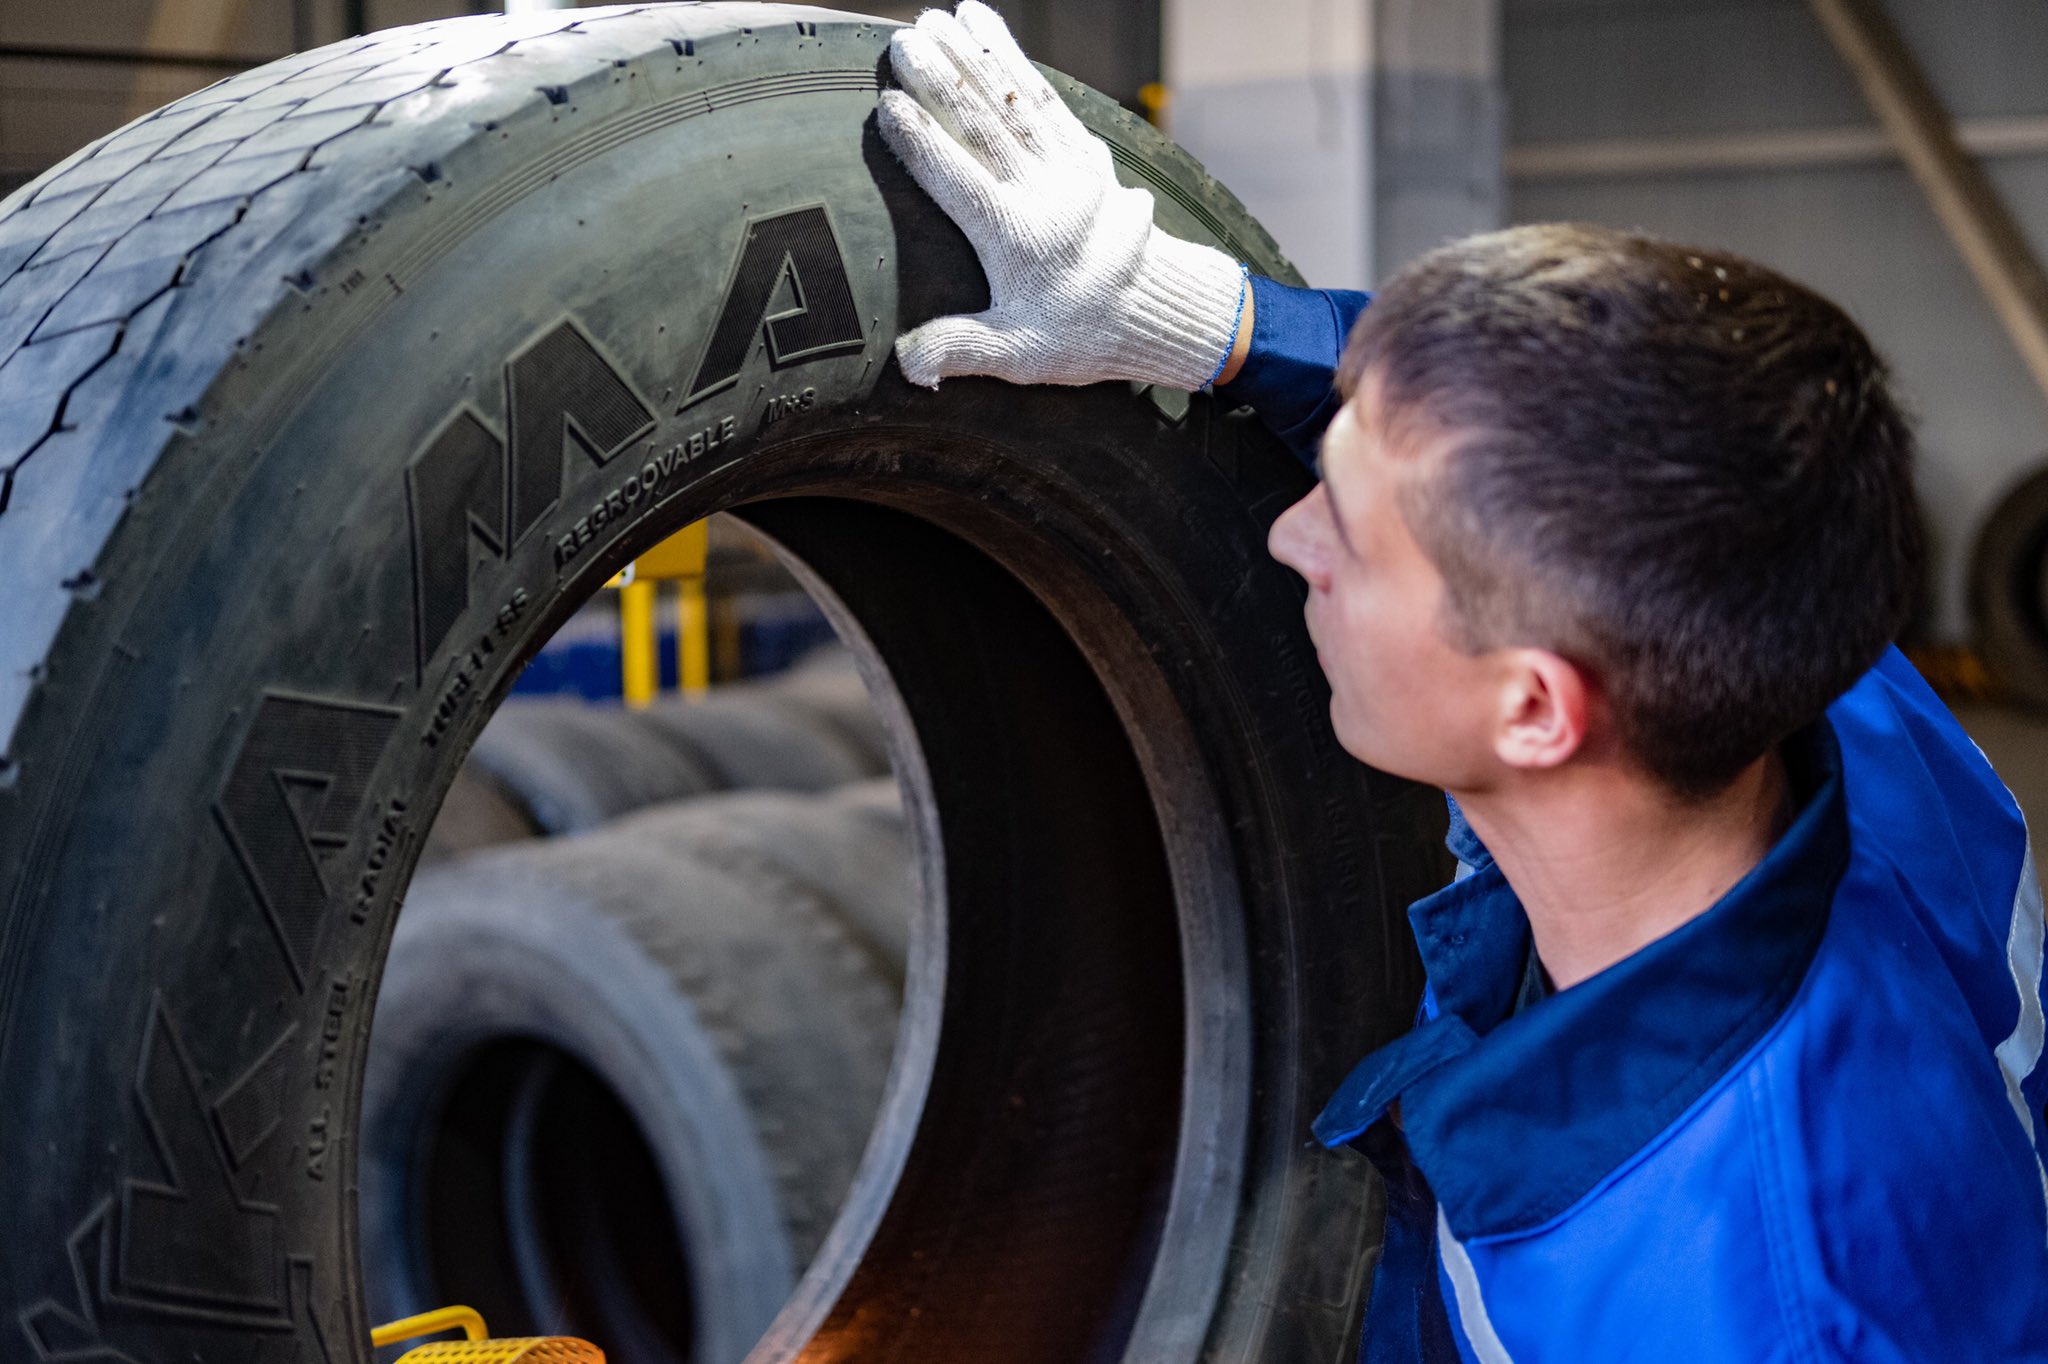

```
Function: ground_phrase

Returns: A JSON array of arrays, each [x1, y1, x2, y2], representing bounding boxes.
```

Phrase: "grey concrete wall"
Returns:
[[1167, 67, 1377, 285], [1165, 0, 1501, 288], [1504, 0, 2048, 640]]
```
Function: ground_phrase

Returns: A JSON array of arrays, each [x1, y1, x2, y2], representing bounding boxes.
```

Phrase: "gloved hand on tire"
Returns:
[[877, 1, 1251, 391]]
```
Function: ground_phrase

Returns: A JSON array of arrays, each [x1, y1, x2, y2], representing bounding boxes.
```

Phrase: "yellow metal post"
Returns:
[[608, 521, 711, 706], [636, 521, 712, 700], [1137, 81, 1170, 130], [619, 573, 658, 710], [676, 578, 711, 698]]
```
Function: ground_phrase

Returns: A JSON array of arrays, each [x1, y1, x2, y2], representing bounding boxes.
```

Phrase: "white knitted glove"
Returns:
[[877, 1, 1249, 391]]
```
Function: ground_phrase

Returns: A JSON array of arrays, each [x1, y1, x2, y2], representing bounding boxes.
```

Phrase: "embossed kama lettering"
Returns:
[[214, 691, 401, 992], [684, 205, 864, 405], [405, 321, 654, 676]]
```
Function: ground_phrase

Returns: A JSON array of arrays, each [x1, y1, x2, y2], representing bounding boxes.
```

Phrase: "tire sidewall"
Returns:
[[0, 15, 1427, 1363], [360, 861, 797, 1361]]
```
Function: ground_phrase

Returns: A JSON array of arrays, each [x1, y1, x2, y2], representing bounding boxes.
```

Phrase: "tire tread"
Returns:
[[0, 3, 888, 755]]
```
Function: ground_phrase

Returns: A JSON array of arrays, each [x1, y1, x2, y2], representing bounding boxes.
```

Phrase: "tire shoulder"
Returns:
[[0, 4, 901, 763]]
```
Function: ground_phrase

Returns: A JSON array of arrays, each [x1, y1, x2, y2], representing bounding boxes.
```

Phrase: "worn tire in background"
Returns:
[[0, 7, 1441, 1363], [421, 649, 888, 855], [362, 784, 909, 1364], [418, 766, 540, 862], [1971, 461, 2048, 708]]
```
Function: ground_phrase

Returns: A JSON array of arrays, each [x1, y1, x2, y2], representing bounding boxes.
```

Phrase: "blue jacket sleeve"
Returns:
[[1212, 275, 1372, 470]]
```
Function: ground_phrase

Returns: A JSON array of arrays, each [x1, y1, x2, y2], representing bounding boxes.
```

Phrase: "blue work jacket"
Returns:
[[1217, 277, 2048, 1362]]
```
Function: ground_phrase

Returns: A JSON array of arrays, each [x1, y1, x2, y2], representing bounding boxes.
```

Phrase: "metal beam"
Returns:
[[1810, 0, 2048, 404], [0, 41, 267, 70], [1508, 114, 2048, 182]]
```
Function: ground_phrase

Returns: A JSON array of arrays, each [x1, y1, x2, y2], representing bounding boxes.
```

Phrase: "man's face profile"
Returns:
[[1266, 381, 1514, 795]]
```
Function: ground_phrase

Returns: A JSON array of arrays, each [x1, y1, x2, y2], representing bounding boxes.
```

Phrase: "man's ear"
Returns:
[[1493, 648, 1592, 771]]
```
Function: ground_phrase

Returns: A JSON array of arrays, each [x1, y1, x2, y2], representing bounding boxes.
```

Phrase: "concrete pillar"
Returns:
[[1163, 0, 1502, 288]]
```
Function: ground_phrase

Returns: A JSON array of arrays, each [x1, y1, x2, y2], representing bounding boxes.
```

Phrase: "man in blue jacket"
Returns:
[[878, 4, 2048, 1360]]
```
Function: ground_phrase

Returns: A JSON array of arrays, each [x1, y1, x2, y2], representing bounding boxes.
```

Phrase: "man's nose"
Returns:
[[1267, 489, 1326, 586]]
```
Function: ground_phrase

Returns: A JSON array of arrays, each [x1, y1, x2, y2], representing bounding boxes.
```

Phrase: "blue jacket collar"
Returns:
[[1314, 722, 1848, 1240]]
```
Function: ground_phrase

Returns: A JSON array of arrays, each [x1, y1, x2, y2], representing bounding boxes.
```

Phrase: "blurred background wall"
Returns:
[[1165, 0, 2048, 644], [1497, 0, 2048, 641], [0, 0, 1161, 194], [1166, 0, 1501, 292], [5, 0, 2048, 643]]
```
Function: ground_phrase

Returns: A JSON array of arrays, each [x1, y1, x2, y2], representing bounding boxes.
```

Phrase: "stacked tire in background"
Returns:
[[372, 642, 910, 1364], [1973, 463, 2048, 709], [422, 644, 890, 858], [0, 8, 1441, 1364], [366, 777, 913, 1364]]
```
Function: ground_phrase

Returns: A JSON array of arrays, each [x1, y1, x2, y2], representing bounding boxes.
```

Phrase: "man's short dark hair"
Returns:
[[1336, 223, 1922, 798]]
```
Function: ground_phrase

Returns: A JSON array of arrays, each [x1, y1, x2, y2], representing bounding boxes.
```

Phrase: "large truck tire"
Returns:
[[605, 776, 912, 986], [460, 697, 726, 835], [766, 645, 892, 769], [1971, 462, 2048, 708], [0, 7, 1442, 1363], [454, 676, 883, 840], [418, 766, 542, 863], [361, 787, 905, 1364], [449, 651, 886, 841], [638, 685, 879, 793]]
